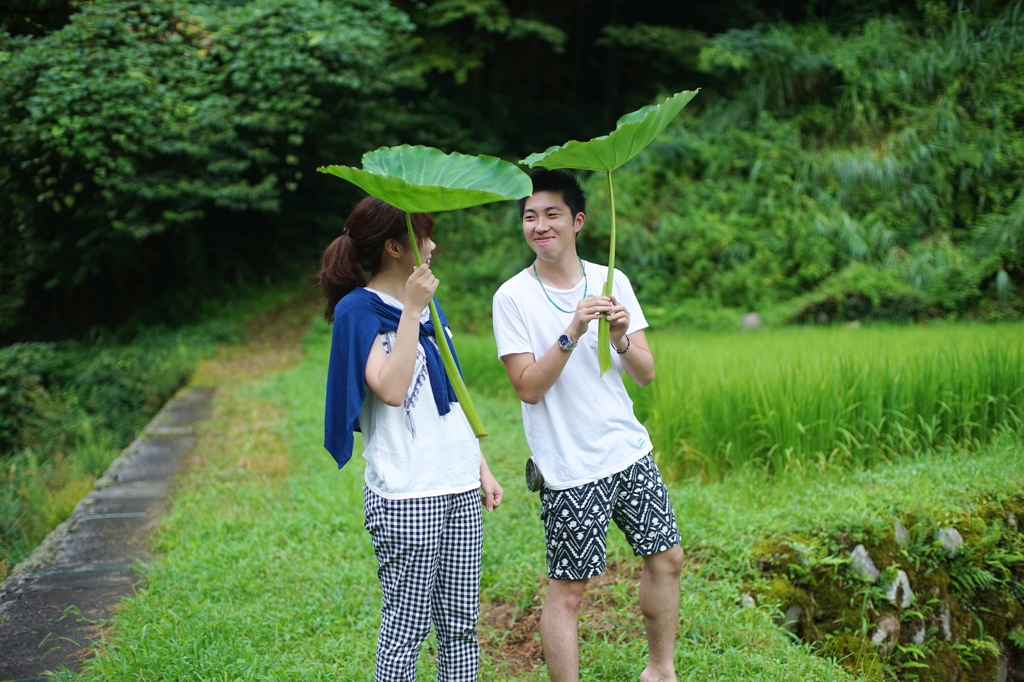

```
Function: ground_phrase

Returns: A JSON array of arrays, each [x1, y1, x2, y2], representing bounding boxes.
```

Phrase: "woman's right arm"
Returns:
[[364, 264, 438, 406]]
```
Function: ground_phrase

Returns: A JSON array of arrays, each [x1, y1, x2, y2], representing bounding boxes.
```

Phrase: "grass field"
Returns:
[[56, 310, 1024, 681], [633, 324, 1024, 479], [445, 322, 1024, 480]]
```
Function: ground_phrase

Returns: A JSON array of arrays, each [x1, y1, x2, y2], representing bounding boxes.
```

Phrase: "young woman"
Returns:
[[318, 196, 503, 682]]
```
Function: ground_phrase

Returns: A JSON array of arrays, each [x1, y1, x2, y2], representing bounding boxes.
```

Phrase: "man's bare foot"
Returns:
[[640, 667, 676, 682]]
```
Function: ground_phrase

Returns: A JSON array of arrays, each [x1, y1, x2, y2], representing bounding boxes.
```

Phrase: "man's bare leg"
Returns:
[[540, 578, 588, 682], [639, 545, 684, 682]]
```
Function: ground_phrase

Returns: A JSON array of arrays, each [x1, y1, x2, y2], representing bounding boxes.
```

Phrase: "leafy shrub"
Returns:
[[0, 280, 315, 578], [0, 337, 196, 458], [0, 0, 415, 335], [0, 343, 73, 452], [512, 0, 1022, 326], [644, 300, 744, 332], [70, 342, 194, 442], [0, 336, 197, 577], [784, 263, 928, 324]]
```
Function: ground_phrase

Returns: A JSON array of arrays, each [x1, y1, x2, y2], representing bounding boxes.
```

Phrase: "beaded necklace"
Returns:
[[532, 258, 587, 314]]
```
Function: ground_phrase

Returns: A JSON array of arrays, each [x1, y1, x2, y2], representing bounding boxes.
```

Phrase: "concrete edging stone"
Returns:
[[0, 386, 213, 680]]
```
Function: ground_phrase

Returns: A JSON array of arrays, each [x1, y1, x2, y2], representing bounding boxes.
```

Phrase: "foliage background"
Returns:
[[2, 0, 1023, 341], [4, 0, 1023, 583], [2, 2, 1024, 675], [0, 0, 414, 337], [431, 0, 1024, 330]]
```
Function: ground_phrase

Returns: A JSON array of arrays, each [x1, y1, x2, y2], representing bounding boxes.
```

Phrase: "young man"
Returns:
[[492, 169, 683, 682]]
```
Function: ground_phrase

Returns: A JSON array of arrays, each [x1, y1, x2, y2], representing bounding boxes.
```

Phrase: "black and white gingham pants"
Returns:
[[364, 487, 482, 682]]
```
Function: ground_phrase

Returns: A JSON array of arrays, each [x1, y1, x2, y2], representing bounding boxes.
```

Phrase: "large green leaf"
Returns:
[[318, 144, 532, 213], [520, 90, 699, 171], [317, 145, 519, 439], [520, 89, 699, 375]]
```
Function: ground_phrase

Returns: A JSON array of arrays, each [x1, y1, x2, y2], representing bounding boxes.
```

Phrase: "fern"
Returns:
[[1009, 626, 1024, 649], [949, 564, 998, 596]]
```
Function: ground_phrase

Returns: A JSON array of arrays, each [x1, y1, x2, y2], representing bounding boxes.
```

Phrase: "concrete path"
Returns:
[[0, 387, 213, 681]]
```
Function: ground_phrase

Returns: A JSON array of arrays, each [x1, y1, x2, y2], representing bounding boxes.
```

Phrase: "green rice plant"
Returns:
[[631, 323, 1024, 479]]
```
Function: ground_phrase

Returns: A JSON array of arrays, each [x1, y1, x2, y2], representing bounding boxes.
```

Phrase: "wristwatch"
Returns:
[[557, 333, 578, 351]]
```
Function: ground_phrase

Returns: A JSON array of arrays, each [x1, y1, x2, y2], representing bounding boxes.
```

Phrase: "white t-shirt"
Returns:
[[359, 290, 482, 500], [492, 261, 652, 490]]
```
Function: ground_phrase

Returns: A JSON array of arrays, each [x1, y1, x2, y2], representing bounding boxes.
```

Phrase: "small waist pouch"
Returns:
[[525, 457, 544, 492]]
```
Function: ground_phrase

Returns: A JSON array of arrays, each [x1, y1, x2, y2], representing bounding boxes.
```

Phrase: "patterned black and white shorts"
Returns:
[[540, 453, 680, 581]]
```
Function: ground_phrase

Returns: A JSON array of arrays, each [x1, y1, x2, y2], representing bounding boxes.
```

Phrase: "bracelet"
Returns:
[[613, 336, 630, 354]]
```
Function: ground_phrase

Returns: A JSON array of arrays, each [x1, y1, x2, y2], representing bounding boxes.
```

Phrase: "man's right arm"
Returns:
[[501, 344, 571, 405], [499, 294, 612, 405]]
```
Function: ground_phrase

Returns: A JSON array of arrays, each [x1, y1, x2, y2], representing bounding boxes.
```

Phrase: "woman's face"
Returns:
[[397, 235, 435, 270]]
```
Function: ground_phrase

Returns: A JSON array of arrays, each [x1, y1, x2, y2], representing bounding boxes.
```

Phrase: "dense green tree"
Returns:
[[426, 1, 1024, 327], [387, 0, 741, 155], [588, 0, 1024, 320], [0, 0, 413, 337], [384, 0, 976, 157]]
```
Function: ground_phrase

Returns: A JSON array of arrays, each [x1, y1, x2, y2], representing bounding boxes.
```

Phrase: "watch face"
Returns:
[[558, 333, 575, 350]]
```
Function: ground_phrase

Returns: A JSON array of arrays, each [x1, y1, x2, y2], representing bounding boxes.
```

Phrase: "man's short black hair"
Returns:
[[517, 168, 586, 219]]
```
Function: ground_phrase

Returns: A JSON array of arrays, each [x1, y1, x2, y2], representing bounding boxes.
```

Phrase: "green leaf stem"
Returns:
[[521, 90, 699, 374], [405, 212, 487, 437], [597, 171, 617, 373]]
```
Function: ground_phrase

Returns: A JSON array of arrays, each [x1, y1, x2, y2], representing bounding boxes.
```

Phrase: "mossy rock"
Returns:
[[756, 574, 811, 609], [967, 588, 1024, 643], [962, 649, 999, 682], [748, 495, 1024, 680], [872, 536, 900, 570], [808, 572, 864, 637], [903, 563, 951, 600], [950, 598, 980, 644], [753, 537, 805, 574], [914, 643, 962, 682], [958, 518, 987, 547]]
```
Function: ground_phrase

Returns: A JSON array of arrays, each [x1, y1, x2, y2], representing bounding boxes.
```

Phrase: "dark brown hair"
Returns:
[[516, 168, 587, 219], [318, 196, 435, 322]]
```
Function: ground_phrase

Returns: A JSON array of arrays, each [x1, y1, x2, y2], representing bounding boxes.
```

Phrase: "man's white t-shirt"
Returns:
[[492, 261, 652, 490], [359, 290, 482, 500]]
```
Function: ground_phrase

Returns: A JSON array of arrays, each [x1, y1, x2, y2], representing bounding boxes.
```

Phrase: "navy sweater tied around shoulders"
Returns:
[[323, 287, 462, 469]]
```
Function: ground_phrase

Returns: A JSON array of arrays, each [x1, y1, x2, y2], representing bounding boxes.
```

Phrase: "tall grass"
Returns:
[[0, 281, 313, 581], [627, 323, 1024, 479], [0, 334, 200, 579]]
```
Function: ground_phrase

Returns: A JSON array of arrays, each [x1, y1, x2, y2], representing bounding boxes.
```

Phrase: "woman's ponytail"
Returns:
[[318, 232, 363, 322]]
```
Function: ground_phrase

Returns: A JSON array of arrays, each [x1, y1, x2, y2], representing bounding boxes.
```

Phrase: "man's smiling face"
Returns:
[[521, 190, 585, 264]]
